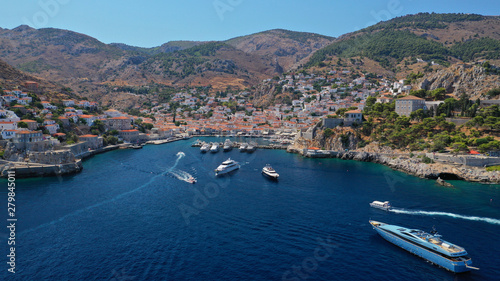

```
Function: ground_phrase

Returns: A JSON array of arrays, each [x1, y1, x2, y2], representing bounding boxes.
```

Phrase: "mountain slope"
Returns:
[[306, 13, 500, 71], [225, 29, 334, 70], [0, 26, 335, 95], [0, 58, 73, 101], [111, 41, 204, 55], [109, 42, 277, 89]]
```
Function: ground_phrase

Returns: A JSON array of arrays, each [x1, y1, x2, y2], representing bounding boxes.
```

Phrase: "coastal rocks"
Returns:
[[436, 177, 454, 187]]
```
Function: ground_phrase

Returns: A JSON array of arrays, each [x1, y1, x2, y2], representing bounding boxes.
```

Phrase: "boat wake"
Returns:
[[169, 168, 196, 183], [20, 151, 190, 236], [389, 208, 500, 225]]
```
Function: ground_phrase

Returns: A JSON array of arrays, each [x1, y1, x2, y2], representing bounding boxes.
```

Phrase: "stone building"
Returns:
[[395, 95, 426, 117], [79, 134, 103, 149], [105, 116, 132, 131], [343, 110, 363, 126]]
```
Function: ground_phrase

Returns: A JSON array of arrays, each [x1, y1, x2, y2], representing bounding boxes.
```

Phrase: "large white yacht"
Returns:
[[215, 158, 240, 176], [370, 221, 477, 273], [262, 164, 279, 180]]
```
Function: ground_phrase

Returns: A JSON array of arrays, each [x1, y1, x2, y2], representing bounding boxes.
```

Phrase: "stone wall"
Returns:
[[426, 153, 500, 167], [28, 150, 76, 164]]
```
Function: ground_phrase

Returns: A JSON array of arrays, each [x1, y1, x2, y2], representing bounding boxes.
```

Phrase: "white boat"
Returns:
[[223, 139, 233, 151], [246, 142, 256, 153], [369, 201, 391, 211], [239, 143, 248, 152], [210, 143, 220, 153], [262, 164, 279, 180], [370, 220, 477, 273], [215, 158, 240, 176], [200, 142, 210, 153], [187, 176, 197, 184]]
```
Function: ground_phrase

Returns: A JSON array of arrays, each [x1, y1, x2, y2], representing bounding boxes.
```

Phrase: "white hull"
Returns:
[[216, 165, 240, 176]]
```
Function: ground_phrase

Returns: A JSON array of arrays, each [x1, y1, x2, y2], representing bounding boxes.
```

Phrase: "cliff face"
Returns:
[[417, 64, 500, 99], [293, 128, 361, 151]]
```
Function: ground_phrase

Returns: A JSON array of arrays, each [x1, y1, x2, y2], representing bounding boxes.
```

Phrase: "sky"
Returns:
[[1, 0, 499, 47]]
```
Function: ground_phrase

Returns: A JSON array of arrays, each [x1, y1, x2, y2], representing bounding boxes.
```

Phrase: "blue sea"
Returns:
[[1, 137, 499, 281]]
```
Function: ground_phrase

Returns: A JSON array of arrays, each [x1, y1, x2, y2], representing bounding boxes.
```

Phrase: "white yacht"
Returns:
[[239, 143, 248, 152], [223, 139, 233, 151], [200, 142, 210, 153], [246, 142, 256, 153], [215, 158, 240, 176], [262, 164, 279, 180], [210, 142, 220, 153], [369, 201, 391, 211]]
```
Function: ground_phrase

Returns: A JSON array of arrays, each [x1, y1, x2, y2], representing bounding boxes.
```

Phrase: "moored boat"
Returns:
[[200, 142, 210, 153], [223, 139, 233, 151], [215, 158, 240, 176], [369, 220, 478, 273], [239, 143, 248, 152], [246, 142, 256, 153], [369, 201, 391, 211], [210, 142, 220, 153], [262, 164, 279, 180]]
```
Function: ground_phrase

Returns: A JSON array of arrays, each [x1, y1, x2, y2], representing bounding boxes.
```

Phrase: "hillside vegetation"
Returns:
[[306, 13, 500, 69]]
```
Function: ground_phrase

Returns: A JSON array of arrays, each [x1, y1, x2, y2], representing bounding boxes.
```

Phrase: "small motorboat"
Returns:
[[369, 201, 391, 211]]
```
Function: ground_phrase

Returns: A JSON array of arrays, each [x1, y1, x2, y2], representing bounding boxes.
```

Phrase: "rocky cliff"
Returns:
[[417, 64, 500, 99]]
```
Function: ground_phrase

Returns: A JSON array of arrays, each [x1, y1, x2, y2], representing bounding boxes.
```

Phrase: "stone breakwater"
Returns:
[[0, 160, 83, 178], [287, 147, 500, 184]]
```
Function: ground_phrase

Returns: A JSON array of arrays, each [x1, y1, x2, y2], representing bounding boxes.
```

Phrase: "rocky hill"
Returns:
[[0, 26, 333, 98], [416, 64, 500, 99], [305, 13, 500, 76], [225, 29, 334, 70], [0, 58, 73, 101]]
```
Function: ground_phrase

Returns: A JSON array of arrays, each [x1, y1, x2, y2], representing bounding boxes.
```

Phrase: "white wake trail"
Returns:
[[390, 208, 500, 225]]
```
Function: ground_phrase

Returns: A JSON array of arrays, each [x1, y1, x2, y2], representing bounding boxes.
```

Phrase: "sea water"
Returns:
[[1, 138, 499, 280]]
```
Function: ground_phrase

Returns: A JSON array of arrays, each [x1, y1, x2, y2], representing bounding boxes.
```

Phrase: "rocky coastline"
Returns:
[[287, 146, 500, 184]]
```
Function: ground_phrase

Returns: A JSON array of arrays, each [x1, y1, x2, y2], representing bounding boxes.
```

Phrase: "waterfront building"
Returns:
[[13, 130, 43, 143], [79, 134, 103, 149]]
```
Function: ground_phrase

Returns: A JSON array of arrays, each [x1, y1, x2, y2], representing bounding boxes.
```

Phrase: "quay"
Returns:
[[191, 140, 288, 150]]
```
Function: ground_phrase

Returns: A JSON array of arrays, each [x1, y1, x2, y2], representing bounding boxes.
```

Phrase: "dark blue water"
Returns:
[[1, 137, 499, 281]]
